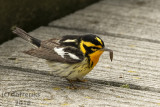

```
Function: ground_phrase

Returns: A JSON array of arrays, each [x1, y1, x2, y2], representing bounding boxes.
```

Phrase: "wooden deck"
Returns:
[[1, 0, 160, 106]]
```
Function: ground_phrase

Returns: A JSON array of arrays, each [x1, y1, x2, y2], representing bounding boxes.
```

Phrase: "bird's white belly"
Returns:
[[46, 58, 92, 80]]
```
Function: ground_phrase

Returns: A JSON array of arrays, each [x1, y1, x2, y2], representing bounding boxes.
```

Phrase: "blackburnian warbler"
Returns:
[[12, 27, 113, 88]]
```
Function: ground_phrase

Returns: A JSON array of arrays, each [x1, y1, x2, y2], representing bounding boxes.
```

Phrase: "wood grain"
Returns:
[[49, 0, 160, 42], [1, 0, 160, 106]]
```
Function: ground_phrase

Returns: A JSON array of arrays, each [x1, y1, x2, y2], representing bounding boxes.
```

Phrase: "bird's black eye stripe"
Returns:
[[83, 44, 100, 55], [89, 47, 100, 49]]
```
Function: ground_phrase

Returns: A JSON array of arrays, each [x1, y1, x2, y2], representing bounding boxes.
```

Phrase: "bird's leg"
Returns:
[[66, 78, 89, 89], [76, 78, 88, 82], [66, 79, 77, 89]]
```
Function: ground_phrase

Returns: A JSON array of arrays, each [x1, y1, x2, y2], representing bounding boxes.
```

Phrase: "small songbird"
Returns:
[[12, 27, 113, 88]]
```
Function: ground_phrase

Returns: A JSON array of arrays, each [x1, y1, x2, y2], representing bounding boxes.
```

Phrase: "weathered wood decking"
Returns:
[[1, 0, 160, 106]]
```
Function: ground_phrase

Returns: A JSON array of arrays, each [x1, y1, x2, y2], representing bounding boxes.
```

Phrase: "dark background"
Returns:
[[0, 0, 99, 44]]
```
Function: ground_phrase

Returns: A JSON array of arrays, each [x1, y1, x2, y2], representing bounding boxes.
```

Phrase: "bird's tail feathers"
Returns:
[[12, 26, 41, 47]]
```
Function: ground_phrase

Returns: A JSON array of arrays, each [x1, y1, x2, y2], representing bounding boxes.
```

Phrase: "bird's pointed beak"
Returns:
[[101, 48, 113, 61]]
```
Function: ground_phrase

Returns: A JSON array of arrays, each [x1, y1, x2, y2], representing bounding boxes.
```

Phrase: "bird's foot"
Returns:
[[66, 79, 77, 89], [76, 79, 88, 82], [66, 79, 89, 89]]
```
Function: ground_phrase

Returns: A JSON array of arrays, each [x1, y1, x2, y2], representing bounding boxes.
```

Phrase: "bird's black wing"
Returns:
[[12, 27, 84, 63], [24, 46, 84, 63], [24, 39, 84, 64]]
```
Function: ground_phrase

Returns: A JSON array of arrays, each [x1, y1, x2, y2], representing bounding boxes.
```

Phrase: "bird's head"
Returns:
[[80, 34, 113, 62]]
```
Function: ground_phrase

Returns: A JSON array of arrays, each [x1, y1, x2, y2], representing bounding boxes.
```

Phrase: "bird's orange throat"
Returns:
[[88, 50, 104, 68]]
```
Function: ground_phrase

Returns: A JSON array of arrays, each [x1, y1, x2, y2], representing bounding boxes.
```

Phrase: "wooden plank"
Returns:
[[49, 0, 160, 42], [0, 27, 160, 92], [1, 67, 160, 107], [1, 0, 160, 106]]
